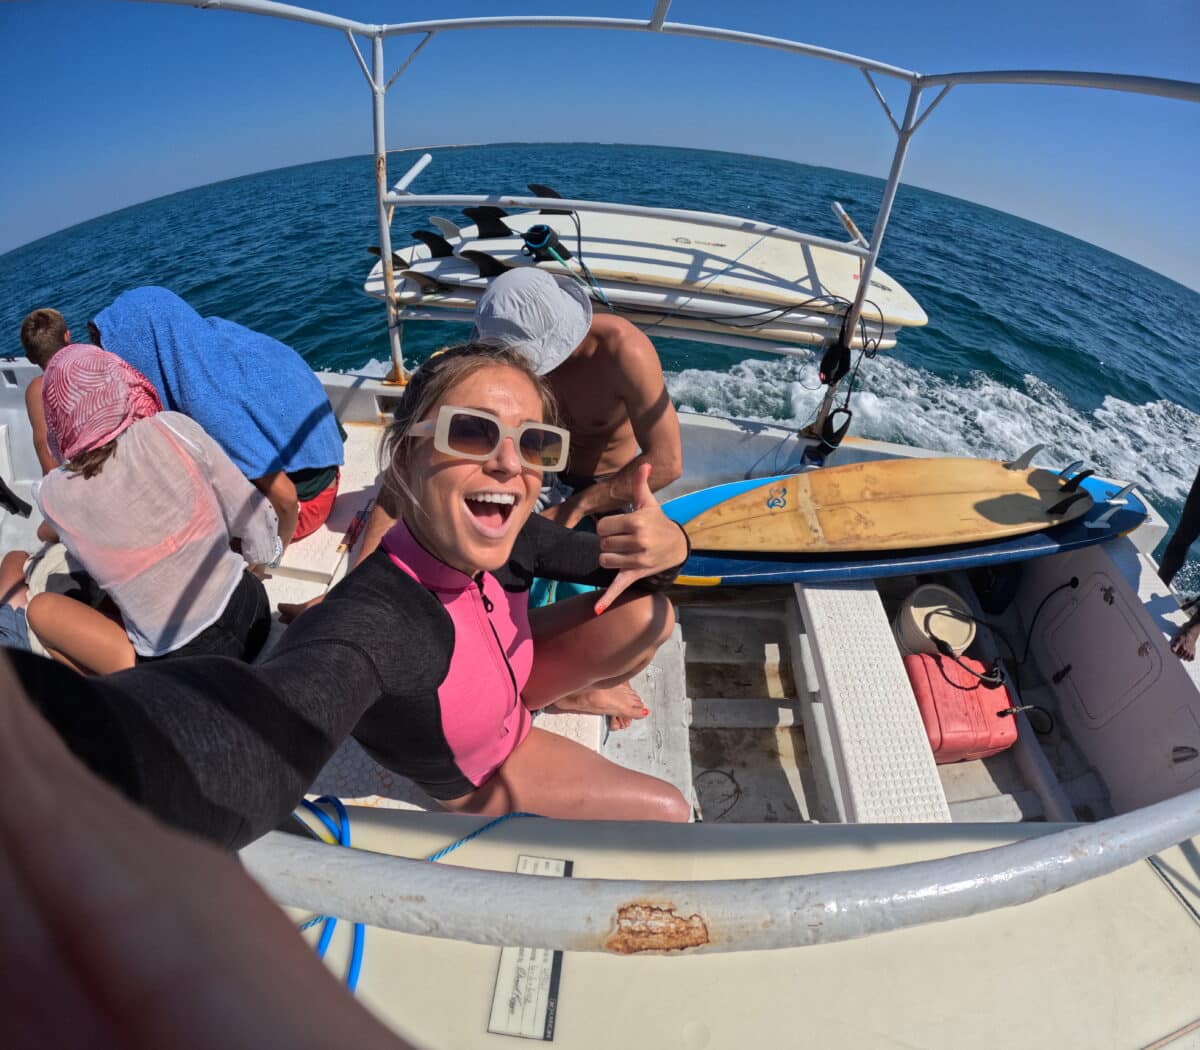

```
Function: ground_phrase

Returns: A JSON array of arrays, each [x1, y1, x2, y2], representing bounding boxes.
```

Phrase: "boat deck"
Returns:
[[272, 419, 1108, 826]]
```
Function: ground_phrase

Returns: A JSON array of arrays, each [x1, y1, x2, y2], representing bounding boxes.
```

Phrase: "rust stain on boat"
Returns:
[[605, 902, 710, 954]]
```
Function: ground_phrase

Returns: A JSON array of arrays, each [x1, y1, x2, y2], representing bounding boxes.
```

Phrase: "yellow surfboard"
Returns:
[[683, 458, 1094, 554]]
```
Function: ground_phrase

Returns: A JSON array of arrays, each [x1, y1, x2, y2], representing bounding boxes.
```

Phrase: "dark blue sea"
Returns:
[[3, 143, 1199, 587]]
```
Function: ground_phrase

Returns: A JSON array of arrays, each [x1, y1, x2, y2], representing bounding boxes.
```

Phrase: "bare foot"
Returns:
[[547, 683, 649, 731], [277, 593, 324, 625], [1172, 618, 1200, 662]]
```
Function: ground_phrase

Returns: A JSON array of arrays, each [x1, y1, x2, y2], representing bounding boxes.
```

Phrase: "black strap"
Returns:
[[0, 475, 31, 518]]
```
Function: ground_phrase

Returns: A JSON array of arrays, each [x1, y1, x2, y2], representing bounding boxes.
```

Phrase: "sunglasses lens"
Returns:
[[446, 412, 500, 458], [519, 427, 564, 469]]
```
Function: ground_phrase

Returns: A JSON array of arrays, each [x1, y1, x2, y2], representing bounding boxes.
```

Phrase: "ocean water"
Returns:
[[2, 143, 1199, 587]]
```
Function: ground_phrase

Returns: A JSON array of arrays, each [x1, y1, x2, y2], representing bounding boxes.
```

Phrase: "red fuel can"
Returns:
[[902, 653, 1018, 764]]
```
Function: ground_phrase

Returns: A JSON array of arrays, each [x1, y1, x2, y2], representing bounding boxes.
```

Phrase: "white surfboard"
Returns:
[[382, 255, 899, 338], [364, 265, 898, 350], [400, 208, 926, 327]]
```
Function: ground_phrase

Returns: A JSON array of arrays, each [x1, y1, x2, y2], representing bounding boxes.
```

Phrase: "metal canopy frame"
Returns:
[[133, 0, 1200, 949], [146, 0, 1200, 389]]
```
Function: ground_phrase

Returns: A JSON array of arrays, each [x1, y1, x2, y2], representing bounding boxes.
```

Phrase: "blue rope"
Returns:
[[292, 803, 540, 992], [424, 811, 539, 862], [294, 796, 365, 991]]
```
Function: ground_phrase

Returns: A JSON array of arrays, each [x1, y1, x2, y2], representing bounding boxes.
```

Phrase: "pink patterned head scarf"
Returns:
[[42, 344, 162, 462]]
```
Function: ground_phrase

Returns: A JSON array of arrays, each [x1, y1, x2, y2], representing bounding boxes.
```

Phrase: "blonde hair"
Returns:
[[381, 343, 558, 519]]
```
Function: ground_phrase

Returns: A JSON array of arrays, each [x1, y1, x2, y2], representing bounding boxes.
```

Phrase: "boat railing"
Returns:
[[242, 782, 1200, 954]]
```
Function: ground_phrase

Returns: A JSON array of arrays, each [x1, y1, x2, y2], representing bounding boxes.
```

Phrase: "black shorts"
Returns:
[[137, 570, 270, 665]]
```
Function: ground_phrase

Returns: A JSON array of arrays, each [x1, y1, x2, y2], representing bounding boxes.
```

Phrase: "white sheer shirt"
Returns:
[[37, 412, 280, 656]]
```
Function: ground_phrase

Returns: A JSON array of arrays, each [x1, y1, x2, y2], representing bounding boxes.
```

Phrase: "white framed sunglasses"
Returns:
[[407, 405, 571, 472]]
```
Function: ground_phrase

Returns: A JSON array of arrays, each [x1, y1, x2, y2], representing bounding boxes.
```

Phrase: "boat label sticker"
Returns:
[[487, 855, 573, 1041]]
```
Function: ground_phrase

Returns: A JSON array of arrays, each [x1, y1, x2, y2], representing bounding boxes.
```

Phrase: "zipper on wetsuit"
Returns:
[[474, 573, 518, 721]]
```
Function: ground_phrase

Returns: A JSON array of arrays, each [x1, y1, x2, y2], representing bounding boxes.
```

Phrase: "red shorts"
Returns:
[[293, 471, 340, 541]]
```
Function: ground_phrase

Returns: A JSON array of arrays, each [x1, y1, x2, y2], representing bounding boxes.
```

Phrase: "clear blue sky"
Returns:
[[2, 0, 1198, 288]]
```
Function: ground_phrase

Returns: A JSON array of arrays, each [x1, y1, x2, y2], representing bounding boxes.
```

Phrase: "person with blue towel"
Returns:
[[87, 286, 344, 546]]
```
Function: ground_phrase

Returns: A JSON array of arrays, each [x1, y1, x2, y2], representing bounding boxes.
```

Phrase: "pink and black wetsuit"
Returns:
[[8, 511, 685, 848]]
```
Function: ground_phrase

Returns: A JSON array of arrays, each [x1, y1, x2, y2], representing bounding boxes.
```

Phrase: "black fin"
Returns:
[[398, 269, 442, 292], [460, 250, 513, 279], [1047, 490, 1089, 517], [411, 229, 454, 258], [1060, 468, 1095, 493], [0, 475, 31, 518], [367, 245, 406, 268], [528, 183, 572, 215], [462, 206, 512, 238]]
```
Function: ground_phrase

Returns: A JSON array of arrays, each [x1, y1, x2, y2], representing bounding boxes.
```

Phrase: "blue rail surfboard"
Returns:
[[663, 473, 1147, 587]]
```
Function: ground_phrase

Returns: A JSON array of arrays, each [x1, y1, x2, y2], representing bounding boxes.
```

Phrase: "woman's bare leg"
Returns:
[[441, 726, 690, 822], [26, 593, 135, 675], [523, 590, 674, 726]]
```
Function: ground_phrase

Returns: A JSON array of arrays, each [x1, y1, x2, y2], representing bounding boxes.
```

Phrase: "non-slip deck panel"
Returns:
[[794, 580, 950, 822]]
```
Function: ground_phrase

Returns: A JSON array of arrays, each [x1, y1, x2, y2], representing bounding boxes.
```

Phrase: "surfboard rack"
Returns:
[[461, 249, 512, 279], [411, 229, 454, 258], [462, 206, 513, 238], [528, 182, 572, 215], [1002, 444, 1045, 471]]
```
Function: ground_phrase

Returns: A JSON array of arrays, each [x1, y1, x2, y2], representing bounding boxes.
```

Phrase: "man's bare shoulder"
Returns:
[[590, 314, 662, 372]]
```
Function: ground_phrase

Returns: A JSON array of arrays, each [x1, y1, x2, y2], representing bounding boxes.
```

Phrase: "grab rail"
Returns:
[[242, 784, 1200, 955]]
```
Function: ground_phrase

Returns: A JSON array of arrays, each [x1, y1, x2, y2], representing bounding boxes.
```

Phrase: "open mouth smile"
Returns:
[[463, 490, 520, 538]]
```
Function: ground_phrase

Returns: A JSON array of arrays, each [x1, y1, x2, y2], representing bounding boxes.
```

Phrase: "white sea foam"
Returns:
[[668, 352, 1200, 506]]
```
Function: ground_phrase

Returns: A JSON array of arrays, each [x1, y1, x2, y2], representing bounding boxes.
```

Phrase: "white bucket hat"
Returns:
[[471, 267, 593, 375]]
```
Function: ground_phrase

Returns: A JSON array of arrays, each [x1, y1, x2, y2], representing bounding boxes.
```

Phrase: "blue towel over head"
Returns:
[[93, 286, 344, 479]]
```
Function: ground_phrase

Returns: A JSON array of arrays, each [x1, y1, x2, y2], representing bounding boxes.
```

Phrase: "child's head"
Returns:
[[19, 308, 70, 369]]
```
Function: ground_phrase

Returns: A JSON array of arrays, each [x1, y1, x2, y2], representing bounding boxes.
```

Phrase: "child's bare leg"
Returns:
[[26, 593, 135, 675], [0, 550, 29, 607]]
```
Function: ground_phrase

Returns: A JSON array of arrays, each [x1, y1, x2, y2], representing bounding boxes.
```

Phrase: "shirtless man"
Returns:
[[18, 308, 71, 474], [288, 269, 683, 727]]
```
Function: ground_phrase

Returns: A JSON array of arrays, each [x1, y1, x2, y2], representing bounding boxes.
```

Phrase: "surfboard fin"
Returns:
[[367, 245, 406, 268], [397, 269, 442, 292], [411, 229, 454, 258], [1047, 490, 1089, 517], [1057, 460, 1085, 479], [462, 206, 513, 238], [1002, 444, 1045, 471], [429, 216, 462, 242], [461, 250, 512, 279], [1086, 482, 1135, 529], [528, 183, 572, 215], [1059, 468, 1095, 493]]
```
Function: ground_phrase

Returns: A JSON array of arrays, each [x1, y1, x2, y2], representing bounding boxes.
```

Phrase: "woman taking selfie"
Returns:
[[7, 343, 690, 848]]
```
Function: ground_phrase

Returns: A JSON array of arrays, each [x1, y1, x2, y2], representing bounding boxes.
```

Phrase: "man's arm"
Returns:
[[24, 377, 58, 475], [548, 331, 681, 526]]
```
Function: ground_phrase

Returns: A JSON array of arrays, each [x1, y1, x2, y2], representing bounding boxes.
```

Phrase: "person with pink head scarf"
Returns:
[[29, 345, 281, 674]]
